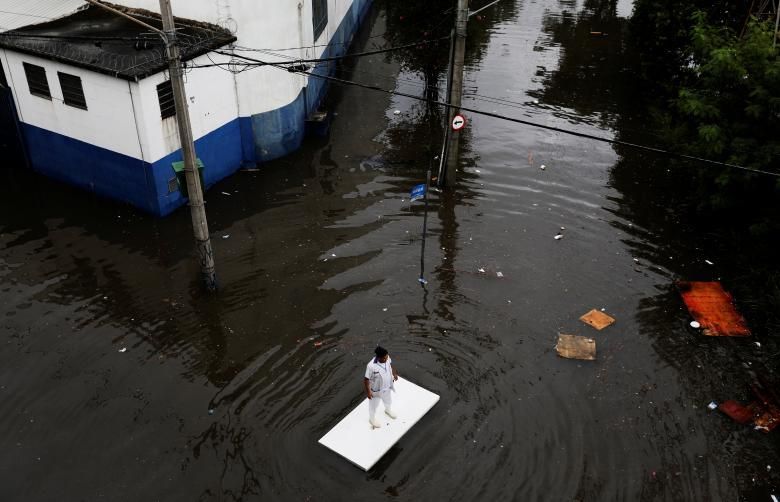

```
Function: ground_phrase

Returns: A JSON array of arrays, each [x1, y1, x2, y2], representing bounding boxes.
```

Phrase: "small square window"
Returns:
[[23, 62, 51, 99], [156, 80, 176, 119], [312, 0, 328, 40], [57, 72, 87, 109]]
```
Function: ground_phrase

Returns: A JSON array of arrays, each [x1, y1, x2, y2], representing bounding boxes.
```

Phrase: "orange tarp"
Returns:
[[678, 281, 751, 337]]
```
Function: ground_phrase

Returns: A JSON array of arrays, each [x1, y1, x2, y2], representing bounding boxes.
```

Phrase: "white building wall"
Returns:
[[118, 0, 358, 115], [132, 53, 240, 163], [0, 49, 143, 160]]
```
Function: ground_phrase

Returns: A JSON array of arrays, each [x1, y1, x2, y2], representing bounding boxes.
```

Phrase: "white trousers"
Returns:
[[369, 388, 392, 419]]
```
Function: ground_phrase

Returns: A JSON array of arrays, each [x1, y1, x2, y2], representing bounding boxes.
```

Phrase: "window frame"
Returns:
[[156, 80, 176, 119], [57, 71, 88, 110], [312, 0, 328, 41], [22, 62, 51, 100]]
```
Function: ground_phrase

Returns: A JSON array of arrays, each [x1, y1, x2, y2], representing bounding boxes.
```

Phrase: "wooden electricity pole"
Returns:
[[443, 0, 469, 187], [159, 0, 217, 291]]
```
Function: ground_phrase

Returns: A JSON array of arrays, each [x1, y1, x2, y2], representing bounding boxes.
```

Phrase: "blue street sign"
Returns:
[[410, 183, 427, 202]]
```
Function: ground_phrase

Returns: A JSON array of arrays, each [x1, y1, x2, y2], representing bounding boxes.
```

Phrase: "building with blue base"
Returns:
[[0, 0, 372, 216]]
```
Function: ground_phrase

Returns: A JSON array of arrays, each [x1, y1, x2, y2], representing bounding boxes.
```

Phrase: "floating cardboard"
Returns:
[[579, 309, 615, 330], [556, 334, 596, 360], [318, 377, 439, 471], [754, 407, 780, 433], [678, 281, 750, 337]]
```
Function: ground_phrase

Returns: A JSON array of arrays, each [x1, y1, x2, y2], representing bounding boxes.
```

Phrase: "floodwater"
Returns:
[[1, 1, 778, 500]]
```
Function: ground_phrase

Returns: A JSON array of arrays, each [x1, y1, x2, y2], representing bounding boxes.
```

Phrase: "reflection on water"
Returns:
[[1, 1, 777, 500]]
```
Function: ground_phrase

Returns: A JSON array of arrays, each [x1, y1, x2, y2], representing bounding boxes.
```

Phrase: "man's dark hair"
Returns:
[[374, 346, 388, 357]]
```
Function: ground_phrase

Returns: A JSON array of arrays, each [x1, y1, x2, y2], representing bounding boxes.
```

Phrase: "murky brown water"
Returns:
[[1, 1, 778, 500]]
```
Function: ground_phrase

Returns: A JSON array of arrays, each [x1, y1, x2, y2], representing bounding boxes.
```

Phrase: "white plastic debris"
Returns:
[[496, 271, 504, 278], [770, 494, 778, 502], [690, 321, 701, 329], [478, 268, 486, 273], [540, 164, 546, 170], [222, 234, 230, 239], [705, 259, 714, 265], [755, 341, 762, 347], [707, 401, 718, 410], [633, 258, 640, 263], [118, 348, 127, 353], [533, 99, 540, 104], [554, 234, 563, 240], [221, 192, 231, 196], [382, 308, 388, 312], [393, 110, 401, 115], [331, 253, 336, 257]]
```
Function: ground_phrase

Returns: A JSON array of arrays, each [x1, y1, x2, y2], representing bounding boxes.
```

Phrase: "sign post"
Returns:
[[410, 173, 431, 285]]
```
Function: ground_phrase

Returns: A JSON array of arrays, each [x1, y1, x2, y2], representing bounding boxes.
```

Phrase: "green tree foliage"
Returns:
[[675, 13, 780, 175]]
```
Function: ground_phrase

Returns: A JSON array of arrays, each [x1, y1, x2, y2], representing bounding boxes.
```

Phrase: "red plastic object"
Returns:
[[677, 281, 751, 337], [718, 400, 756, 424]]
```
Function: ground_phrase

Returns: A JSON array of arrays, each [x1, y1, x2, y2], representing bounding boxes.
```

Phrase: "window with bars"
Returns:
[[312, 0, 328, 41], [57, 72, 87, 110], [23, 62, 51, 99], [156, 80, 176, 119]]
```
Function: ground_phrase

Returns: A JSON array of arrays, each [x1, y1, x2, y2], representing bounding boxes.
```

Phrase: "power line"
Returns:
[[223, 36, 449, 65], [209, 52, 779, 178], [0, 9, 52, 20]]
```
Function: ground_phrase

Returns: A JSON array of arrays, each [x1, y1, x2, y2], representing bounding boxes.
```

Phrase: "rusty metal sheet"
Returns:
[[555, 334, 596, 360], [677, 281, 751, 337], [579, 309, 615, 330]]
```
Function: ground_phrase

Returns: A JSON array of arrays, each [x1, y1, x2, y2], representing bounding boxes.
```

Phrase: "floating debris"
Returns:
[[555, 334, 596, 361], [690, 321, 701, 329], [496, 271, 504, 278], [540, 164, 546, 170], [678, 281, 751, 337], [118, 347, 127, 353], [222, 234, 230, 239], [393, 110, 401, 115], [705, 259, 714, 265], [707, 401, 718, 410], [580, 309, 616, 330], [478, 268, 486, 273], [554, 234, 563, 240]]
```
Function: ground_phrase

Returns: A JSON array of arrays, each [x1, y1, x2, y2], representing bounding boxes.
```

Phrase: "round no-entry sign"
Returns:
[[451, 114, 466, 131]]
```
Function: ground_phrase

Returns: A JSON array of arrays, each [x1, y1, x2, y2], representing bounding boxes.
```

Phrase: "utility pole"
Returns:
[[443, 0, 469, 188], [159, 0, 218, 291], [84, 0, 218, 291]]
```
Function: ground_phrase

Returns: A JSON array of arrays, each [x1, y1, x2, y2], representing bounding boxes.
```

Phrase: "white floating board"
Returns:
[[318, 377, 439, 471]]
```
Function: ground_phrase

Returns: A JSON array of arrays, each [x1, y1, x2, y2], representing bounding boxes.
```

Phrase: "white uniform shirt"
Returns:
[[365, 357, 394, 393]]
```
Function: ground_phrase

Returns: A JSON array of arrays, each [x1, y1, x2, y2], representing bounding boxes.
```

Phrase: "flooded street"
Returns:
[[1, 1, 778, 500]]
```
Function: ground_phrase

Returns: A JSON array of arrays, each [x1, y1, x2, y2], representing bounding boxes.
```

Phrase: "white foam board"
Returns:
[[318, 377, 440, 471]]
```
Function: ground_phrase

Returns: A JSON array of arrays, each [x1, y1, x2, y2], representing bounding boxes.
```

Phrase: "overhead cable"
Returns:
[[214, 52, 779, 178]]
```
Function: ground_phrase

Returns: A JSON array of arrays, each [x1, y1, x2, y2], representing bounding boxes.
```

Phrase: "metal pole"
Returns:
[[419, 167, 432, 285], [436, 28, 456, 187], [159, 0, 217, 291], [443, 0, 468, 188]]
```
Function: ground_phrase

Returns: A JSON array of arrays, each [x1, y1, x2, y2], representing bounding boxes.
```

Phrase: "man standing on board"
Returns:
[[364, 346, 398, 428]]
